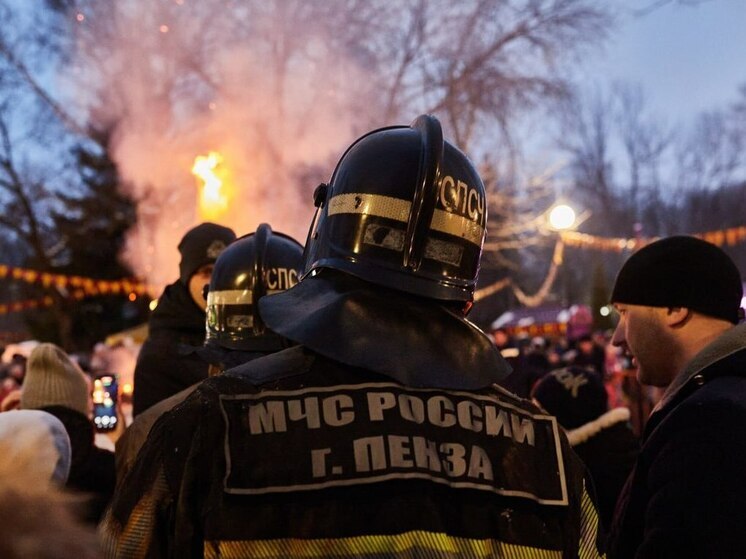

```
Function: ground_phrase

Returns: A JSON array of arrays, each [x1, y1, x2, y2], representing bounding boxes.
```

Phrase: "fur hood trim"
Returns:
[[567, 407, 631, 446]]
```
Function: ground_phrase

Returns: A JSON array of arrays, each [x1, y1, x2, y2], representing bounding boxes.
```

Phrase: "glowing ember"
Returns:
[[192, 152, 229, 220]]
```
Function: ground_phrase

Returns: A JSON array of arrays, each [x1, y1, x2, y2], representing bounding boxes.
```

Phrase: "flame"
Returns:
[[192, 151, 230, 220]]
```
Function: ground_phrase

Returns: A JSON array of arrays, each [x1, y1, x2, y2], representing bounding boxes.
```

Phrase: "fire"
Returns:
[[192, 151, 230, 220]]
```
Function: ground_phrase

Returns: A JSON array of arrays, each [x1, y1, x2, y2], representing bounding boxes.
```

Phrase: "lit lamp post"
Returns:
[[547, 203, 578, 307], [548, 204, 577, 232]]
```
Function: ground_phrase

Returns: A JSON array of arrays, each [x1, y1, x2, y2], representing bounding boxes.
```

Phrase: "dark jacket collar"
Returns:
[[644, 322, 746, 440], [654, 322, 746, 414], [150, 280, 205, 333]]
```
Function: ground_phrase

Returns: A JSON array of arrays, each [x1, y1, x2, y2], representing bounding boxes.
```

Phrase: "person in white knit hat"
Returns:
[[0, 409, 71, 485], [20, 343, 114, 523]]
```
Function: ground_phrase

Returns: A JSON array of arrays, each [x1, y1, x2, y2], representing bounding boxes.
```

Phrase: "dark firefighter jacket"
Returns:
[[102, 347, 605, 558], [103, 274, 605, 558]]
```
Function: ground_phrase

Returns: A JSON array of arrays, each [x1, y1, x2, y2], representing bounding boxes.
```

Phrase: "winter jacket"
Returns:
[[102, 351, 605, 559], [133, 281, 208, 416], [42, 405, 115, 523], [566, 407, 639, 531], [103, 275, 605, 558], [609, 322, 746, 558], [116, 382, 198, 484]]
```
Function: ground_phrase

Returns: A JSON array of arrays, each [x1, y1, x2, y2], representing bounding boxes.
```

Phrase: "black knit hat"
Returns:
[[531, 367, 608, 429], [178, 222, 236, 284], [611, 236, 743, 324]]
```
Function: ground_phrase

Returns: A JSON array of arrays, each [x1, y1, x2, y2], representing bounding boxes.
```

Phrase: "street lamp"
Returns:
[[545, 202, 579, 308], [548, 204, 577, 231]]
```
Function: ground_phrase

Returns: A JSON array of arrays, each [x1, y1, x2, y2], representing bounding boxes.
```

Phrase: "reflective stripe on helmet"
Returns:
[[207, 289, 252, 305], [328, 192, 484, 247]]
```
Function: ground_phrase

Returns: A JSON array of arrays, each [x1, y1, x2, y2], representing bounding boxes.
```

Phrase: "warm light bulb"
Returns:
[[548, 204, 576, 230]]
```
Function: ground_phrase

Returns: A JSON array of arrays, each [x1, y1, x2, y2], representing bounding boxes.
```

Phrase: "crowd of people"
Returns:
[[0, 114, 743, 558]]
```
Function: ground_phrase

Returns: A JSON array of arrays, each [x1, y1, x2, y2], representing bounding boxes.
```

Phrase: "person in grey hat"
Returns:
[[132, 222, 236, 416], [0, 409, 72, 486], [607, 235, 746, 558], [102, 116, 605, 558], [20, 343, 114, 523]]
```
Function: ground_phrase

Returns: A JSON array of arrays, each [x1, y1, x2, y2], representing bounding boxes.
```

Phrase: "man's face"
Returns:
[[611, 303, 678, 387], [493, 330, 509, 347], [578, 340, 593, 355], [188, 264, 214, 310]]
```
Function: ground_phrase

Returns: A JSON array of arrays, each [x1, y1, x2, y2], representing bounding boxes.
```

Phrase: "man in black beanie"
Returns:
[[132, 222, 235, 416], [607, 235, 746, 558]]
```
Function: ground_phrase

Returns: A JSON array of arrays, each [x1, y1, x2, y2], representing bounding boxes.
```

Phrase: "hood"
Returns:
[[566, 407, 631, 446]]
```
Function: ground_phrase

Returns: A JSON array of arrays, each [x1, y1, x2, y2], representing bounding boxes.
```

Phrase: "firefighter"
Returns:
[[115, 224, 303, 482], [103, 115, 605, 558]]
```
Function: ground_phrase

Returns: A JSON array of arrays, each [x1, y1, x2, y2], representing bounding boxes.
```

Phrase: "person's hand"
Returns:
[[105, 405, 128, 445], [0, 389, 22, 412]]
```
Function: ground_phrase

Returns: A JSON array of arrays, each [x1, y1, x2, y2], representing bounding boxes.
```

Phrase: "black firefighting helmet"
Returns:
[[303, 114, 487, 305], [205, 224, 303, 352]]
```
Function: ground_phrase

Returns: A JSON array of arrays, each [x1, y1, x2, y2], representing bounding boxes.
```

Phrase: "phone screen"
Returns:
[[93, 374, 118, 431]]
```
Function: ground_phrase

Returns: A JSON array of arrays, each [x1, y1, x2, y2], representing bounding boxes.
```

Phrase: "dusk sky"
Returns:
[[588, 0, 745, 122]]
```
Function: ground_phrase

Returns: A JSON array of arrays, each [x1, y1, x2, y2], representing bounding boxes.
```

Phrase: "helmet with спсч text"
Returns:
[[303, 114, 487, 306], [205, 224, 303, 352]]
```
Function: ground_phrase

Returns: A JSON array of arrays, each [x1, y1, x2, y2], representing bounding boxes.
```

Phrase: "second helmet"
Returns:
[[205, 224, 303, 352]]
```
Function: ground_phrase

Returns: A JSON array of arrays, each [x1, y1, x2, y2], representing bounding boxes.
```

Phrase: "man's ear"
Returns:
[[665, 307, 690, 327]]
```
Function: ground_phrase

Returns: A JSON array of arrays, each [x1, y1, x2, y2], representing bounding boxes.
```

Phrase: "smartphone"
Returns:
[[93, 374, 118, 431]]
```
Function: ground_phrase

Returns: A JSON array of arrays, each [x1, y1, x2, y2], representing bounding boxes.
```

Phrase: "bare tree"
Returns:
[[0, 108, 79, 344], [1, 0, 615, 322], [675, 110, 745, 193], [556, 86, 618, 230], [614, 83, 671, 222]]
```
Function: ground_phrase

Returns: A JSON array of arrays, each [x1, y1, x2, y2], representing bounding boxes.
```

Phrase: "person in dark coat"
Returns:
[[132, 222, 236, 416], [532, 366, 639, 530], [570, 334, 606, 376], [20, 343, 115, 523], [608, 235, 746, 558]]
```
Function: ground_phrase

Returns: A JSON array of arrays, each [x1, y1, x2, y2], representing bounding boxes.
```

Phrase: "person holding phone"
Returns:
[[20, 343, 115, 523], [92, 374, 119, 432]]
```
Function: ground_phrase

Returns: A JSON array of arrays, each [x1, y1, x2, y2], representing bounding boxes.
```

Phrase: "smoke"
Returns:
[[63, 0, 381, 292]]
